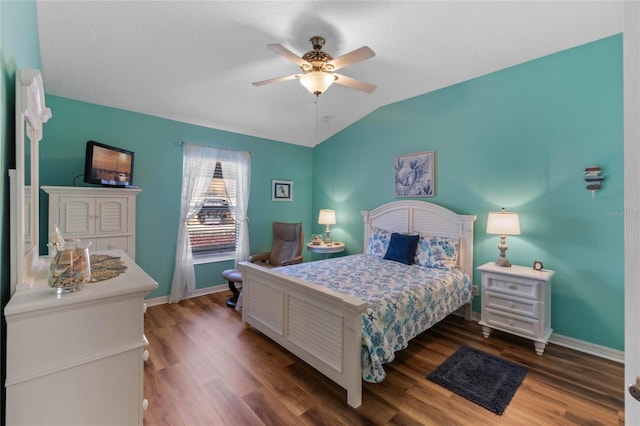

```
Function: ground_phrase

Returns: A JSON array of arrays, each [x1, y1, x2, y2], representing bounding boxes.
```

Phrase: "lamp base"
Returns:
[[495, 237, 512, 267], [494, 256, 512, 267]]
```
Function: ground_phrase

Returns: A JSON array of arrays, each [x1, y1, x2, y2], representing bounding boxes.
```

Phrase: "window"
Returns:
[[188, 161, 237, 259], [172, 143, 250, 303]]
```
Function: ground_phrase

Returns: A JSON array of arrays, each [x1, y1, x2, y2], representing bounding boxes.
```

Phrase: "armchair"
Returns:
[[249, 222, 304, 268]]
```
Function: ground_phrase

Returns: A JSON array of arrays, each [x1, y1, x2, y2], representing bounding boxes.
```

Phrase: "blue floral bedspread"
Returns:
[[274, 254, 473, 383]]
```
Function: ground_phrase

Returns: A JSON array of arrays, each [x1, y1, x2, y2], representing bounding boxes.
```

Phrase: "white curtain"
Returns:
[[170, 143, 251, 303], [220, 151, 251, 267]]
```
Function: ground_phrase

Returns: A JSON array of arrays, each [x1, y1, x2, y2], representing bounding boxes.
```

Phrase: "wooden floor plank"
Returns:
[[143, 292, 624, 425]]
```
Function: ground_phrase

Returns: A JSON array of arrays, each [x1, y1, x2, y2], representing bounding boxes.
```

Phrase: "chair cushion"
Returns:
[[222, 269, 243, 283]]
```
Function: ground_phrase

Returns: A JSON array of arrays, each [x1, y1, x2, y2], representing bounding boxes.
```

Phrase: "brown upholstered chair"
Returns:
[[248, 222, 304, 268], [222, 221, 304, 308]]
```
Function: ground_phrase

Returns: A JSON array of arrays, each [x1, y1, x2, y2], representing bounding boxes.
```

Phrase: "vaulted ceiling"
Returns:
[[36, 1, 623, 147]]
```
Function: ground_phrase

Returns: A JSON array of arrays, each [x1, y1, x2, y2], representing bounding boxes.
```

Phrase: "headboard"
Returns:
[[361, 200, 477, 277]]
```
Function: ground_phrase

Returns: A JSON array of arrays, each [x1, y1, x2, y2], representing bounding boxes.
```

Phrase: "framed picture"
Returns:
[[394, 151, 435, 197], [272, 179, 293, 201]]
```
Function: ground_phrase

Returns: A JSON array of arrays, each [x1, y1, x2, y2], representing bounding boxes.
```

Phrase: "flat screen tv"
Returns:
[[84, 140, 135, 187]]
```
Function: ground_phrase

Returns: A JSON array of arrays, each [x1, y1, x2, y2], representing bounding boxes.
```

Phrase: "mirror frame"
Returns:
[[9, 68, 51, 294]]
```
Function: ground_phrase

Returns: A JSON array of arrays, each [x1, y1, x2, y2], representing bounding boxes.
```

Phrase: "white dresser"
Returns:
[[478, 262, 554, 355], [4, 250, 158, 425], [42, 186, 140, 260]]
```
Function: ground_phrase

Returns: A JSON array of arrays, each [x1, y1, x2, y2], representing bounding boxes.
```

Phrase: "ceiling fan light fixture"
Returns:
[[300, 71, 336, 96]]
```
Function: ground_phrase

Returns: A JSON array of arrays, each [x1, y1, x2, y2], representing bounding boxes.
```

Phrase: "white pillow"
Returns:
[[367, 227, 392, 257], [416, 235, 460, 271]]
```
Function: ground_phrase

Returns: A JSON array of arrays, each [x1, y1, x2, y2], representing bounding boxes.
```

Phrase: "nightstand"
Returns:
[[478, 262, 554, 355], [306, 241, 345, 256]]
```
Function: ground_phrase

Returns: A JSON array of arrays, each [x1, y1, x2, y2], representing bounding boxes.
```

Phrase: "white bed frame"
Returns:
[[239, 200, 476, 408]]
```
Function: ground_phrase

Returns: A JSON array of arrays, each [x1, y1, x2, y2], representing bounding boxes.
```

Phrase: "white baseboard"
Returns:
[[549, 333, 624, 363], [144, 284, 228, 307], [469, 312, 623, 364]]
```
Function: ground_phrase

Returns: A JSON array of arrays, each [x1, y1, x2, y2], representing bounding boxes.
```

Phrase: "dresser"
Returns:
[[43, 186, 141, 260], [4, 250, 158, 425], [478, 262, 554, 355]]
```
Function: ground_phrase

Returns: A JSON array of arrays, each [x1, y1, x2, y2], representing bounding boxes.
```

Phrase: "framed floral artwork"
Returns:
[[394, 151, 435, 197], [272, 179, 293, 201]]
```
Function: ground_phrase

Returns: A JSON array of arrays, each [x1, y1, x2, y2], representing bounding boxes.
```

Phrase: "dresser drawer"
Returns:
[[485, 292, 539, 319], [484, 308, 539, 338], [485, 274, 540, 299], [6, 297, 144, 381]]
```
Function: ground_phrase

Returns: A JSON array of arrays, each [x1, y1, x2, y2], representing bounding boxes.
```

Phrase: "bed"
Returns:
[[239, 200, 476, 408]]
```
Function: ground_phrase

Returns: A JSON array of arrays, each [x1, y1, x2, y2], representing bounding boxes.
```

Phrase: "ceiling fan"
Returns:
[[252, 36, 376, 96]]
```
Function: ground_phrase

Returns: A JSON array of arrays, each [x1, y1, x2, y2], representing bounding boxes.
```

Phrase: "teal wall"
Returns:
[[39, 97, 313, 299], [313, 35, 624, 351], [1, 0, 43, 418]]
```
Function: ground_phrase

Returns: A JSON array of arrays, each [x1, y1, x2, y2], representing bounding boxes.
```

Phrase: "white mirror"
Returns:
[[9, 68, 51, 294]]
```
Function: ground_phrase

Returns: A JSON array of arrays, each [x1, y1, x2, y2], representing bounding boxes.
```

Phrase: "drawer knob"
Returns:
[[508, 320, 515, 326], [508, 284, 518, 291], [509, 303, 515, 309], [143, 350, 150, 362]]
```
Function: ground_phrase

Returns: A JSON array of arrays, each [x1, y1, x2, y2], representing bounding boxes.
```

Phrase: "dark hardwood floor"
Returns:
[[143, 292, 624, 425]]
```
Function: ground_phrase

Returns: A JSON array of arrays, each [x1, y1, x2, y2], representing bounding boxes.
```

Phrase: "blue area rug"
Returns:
[[427, 345, 527, 415]]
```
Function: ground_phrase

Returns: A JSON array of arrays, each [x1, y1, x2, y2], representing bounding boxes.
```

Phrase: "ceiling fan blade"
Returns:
[[252, 74, 301, 87], [333, 73, 376, 93], [329, 46, 375, 71], [267, 44, 310, 67]]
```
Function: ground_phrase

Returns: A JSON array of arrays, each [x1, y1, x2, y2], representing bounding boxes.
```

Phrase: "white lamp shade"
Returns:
[[486, 210, 521, 235], [300, 71, 336, 95], [318, 209, 336, 225]]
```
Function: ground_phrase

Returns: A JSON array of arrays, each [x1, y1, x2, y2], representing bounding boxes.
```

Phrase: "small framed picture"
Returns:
[[533, 260, 544, 271], [272, 179, 293, 202]]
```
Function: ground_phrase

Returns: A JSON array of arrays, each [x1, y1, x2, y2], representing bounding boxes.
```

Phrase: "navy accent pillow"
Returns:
[[383, 233, 420, 265]]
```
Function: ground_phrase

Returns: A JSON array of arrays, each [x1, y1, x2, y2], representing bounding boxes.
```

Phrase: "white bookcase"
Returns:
[[42, 186, 141, 259]]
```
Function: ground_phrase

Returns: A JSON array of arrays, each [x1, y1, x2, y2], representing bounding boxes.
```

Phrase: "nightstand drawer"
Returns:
[[485, 275, 540, 299], [485, 292, 539, 319], [484, 308, 538, 338]]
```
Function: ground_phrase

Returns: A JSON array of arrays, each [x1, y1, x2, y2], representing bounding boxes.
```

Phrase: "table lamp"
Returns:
[[486, 208, 521, 267], [318, 209, 336, 244]]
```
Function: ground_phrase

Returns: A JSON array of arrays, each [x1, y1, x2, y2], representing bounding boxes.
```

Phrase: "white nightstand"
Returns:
[[478, 262, 554, 355], [307, 241, 345, 255]]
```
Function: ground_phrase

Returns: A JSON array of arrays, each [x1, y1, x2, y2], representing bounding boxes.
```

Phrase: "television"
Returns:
[[84, 140, 135, 187]]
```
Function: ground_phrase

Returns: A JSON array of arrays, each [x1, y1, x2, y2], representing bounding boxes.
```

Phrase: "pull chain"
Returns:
[[315, 94, 319, 146]]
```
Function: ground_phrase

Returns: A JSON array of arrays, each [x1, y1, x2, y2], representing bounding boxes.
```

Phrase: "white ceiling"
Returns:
[[36, 1, 623, 148]]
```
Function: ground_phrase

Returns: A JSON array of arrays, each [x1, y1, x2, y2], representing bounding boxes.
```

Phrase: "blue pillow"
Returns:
[[383, 233, 420, 265]]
